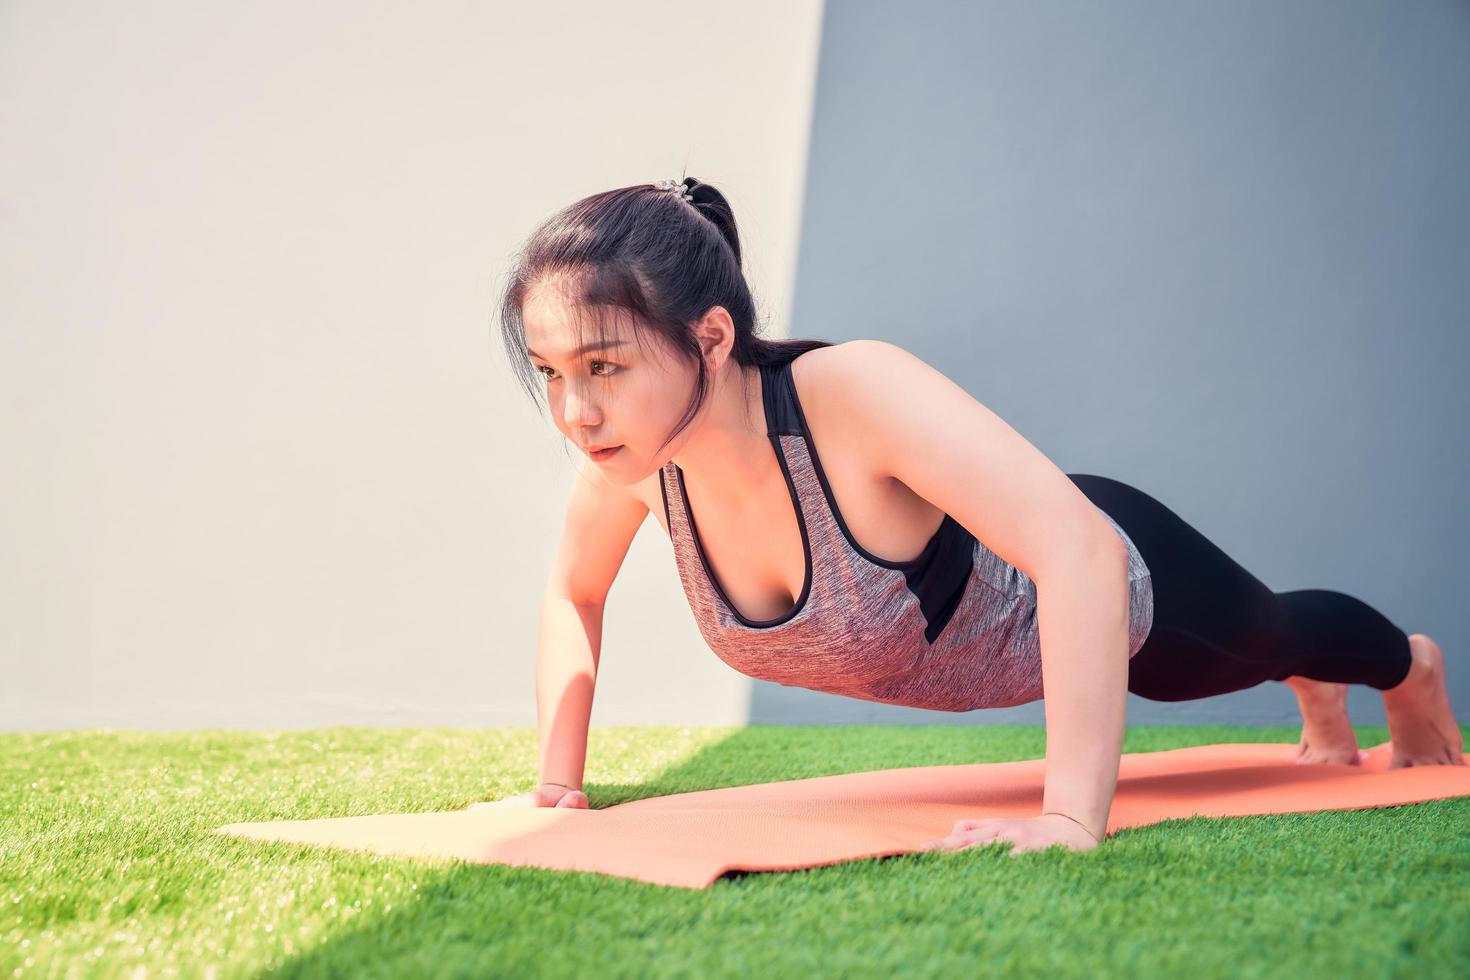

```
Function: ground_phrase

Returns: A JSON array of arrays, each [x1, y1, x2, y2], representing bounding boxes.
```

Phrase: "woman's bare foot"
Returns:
[[1381, 633, 1465, 768], [1284, 675, 1366, 765]]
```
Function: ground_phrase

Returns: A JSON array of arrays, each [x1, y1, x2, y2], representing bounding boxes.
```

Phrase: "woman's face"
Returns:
[[522, 289, 693, 485]]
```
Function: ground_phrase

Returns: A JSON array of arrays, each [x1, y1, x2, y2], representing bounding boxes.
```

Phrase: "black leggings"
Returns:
[[1067, 474, 1413, 702]]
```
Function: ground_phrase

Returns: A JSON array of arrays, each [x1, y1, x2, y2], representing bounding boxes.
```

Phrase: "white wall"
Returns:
[[1, 0, 827, 730]]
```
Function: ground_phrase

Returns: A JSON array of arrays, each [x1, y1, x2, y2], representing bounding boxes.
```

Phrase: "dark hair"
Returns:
[[496, 174, 833, 459]]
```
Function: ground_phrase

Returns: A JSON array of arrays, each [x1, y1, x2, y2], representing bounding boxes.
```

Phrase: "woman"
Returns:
[[479, 176, 1462, 854]]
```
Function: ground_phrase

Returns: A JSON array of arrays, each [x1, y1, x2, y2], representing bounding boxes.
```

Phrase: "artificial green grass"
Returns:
[[3, 724, 1467, 979]]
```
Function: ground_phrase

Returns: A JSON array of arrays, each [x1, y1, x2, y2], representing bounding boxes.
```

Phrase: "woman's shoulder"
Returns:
[[788, 338, 910, 418], [787, 339, 899, 476], [787, 338, 878, 389]]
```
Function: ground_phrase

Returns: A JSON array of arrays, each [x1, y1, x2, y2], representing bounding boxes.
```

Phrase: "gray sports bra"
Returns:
[[658, 352, 1154, 711]]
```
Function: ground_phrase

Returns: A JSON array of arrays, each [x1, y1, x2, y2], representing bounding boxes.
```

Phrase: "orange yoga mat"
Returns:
[[213, 740, 1470, 889]]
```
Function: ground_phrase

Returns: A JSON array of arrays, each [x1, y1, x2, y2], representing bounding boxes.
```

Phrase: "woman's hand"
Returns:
[[917, 813, 1101, 856], [466, 782, 589, 810]]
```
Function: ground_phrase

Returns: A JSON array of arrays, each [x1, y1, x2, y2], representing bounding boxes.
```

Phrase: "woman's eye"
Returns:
[[537, 361, 615, 380]]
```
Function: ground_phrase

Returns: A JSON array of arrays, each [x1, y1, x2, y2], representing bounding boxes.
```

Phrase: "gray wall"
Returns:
[[773, 0, 1470, 726], [3, 0, 1465, 732]]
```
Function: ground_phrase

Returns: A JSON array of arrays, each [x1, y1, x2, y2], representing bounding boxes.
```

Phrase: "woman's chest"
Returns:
[[640, 363, 947, 623]]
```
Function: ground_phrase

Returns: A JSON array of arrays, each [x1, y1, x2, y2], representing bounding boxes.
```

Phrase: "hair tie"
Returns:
[[655, 177, 695, 202]]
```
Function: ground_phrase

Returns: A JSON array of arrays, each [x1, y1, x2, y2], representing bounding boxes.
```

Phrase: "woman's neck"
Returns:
[[669, 362, 781, 508]]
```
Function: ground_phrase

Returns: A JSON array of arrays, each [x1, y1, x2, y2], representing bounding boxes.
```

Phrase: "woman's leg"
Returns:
[[1065, 473, 1462, 768], [1065, 473, 1412, 699]]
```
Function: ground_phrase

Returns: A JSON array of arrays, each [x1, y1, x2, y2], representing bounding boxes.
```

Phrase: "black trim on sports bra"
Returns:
[[672, 439, 814, 630], [773, 355, 977, 644], [661, 357, 814, 629], [658, 352, 976, 644]]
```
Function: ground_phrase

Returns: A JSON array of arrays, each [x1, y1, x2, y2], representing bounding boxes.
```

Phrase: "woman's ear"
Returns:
[[693, 305, 736, 371]]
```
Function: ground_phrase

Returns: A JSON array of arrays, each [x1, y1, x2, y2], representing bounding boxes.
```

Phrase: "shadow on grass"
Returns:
[[247, 723, 951, 978], [243, 723, 1318, 978]]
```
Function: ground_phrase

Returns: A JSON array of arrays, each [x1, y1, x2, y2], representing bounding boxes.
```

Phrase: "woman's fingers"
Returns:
[[466, 786, 594, 811]]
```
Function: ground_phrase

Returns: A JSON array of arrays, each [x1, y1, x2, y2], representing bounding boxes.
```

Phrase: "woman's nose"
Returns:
[[561, 386, 601, 426]]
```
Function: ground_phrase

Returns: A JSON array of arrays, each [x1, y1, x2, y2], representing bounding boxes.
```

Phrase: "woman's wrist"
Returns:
[[1042, 810, 1101, 843]]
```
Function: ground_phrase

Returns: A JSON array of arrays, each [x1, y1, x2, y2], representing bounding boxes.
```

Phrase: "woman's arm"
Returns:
[[535, 594, 603, 790], [1035, 539, 1132, 841], [535, 457, 650, 790], [809, 339, 1133, 841]]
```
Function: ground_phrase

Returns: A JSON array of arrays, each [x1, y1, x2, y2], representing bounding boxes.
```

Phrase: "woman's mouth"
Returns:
[[589, 445, 622, 461]]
